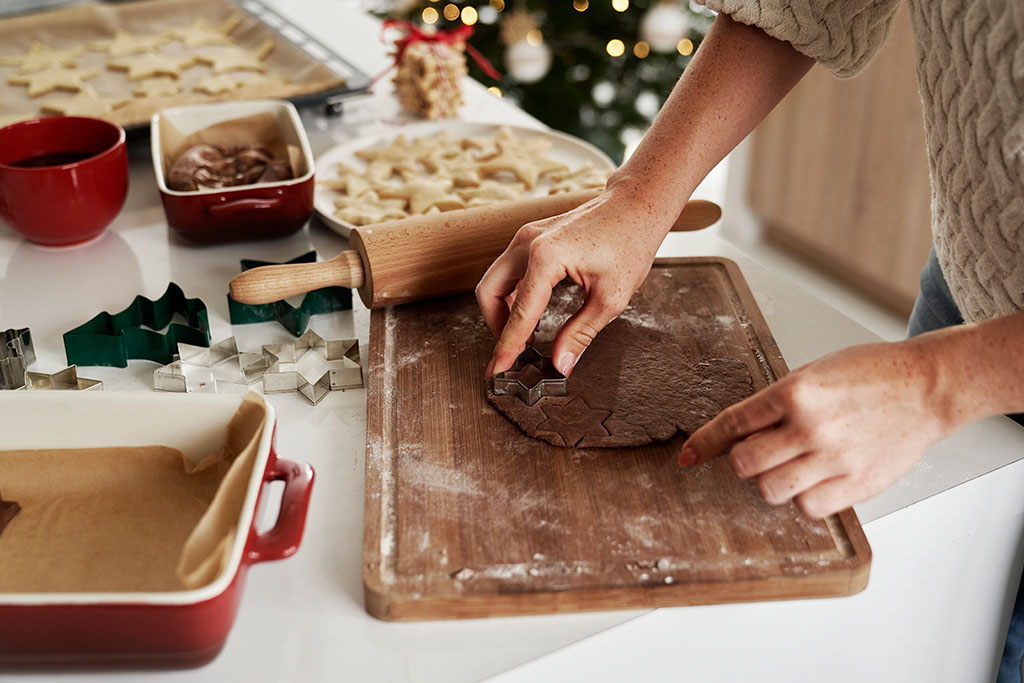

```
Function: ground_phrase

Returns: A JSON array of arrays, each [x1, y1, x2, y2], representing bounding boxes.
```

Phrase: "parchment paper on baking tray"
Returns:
[[0, 0, 360, 129]]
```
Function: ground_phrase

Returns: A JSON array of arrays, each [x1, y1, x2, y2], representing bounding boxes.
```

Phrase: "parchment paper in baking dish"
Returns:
[[0, 393, 267, 593], [159, 111, 306, 181], [0, 0, 345, 128]]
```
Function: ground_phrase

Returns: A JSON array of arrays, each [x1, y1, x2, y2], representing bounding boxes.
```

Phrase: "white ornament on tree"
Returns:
[[504, 39, 552, 84], [639, 2, 690, 53]]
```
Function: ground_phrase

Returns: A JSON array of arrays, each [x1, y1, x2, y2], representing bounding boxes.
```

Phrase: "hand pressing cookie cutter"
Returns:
[[63, 283, 210, 367], [0, 327, 34, 390], [24, 365, 102, 391], [227, 252, 353, 337], [154, 337, 268, 394], [262, 329, 363, 405], [492, 347, 567, 406]]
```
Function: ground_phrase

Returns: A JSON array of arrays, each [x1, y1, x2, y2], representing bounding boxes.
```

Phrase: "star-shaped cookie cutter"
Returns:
[[262, 330, 363, 405], [154, 337, 268, 394], [1, 327, 34, 390], [24, 365, 102, 391], [227, 252, 353, 337], [63, 283, 210, 367], [492, 347, 567, 406]]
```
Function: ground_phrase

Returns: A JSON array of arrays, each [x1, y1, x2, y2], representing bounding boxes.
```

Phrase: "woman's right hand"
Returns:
[[476, 181, 676, 378]]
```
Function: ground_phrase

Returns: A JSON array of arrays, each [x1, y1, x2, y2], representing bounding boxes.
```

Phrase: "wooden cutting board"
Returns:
[[363, 257, 871, 621]]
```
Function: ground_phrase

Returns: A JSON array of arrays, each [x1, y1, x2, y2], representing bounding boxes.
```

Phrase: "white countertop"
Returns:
[[1, 3, 1023, 682]]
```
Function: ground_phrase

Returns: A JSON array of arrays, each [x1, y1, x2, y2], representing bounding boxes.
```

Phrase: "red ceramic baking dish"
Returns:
[[0, 392, 313, 666], [151, 100, 315, 244]]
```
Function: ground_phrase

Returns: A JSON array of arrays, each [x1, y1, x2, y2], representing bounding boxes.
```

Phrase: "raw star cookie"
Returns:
[[7, 66, 98, 97], [132, 77, 183, 98], [456, 180, 527, 205], [334, 191, 407, 226], [165, 15, 241, 49], [422, 151, 483, 188], [192, 73, 243, 95], [377, 177, 465, 214], [40, 85, 131, 117], [0, 42, 84, 74], [108, 52, 196, 81], [478, 139, 567, 189], [88, 31, 170, 58], [353, 134, 423, 183], [318, 163, 375, 197], [193, 39, 274, 74], [547, 162, 610, 194]]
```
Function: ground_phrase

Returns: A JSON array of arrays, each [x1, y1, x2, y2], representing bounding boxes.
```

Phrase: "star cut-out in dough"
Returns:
[[0, 42, 84, 74], [534, 397, 611, 448], [193, 39, 273, 74], [165, 14, 241, 49], [88, 31, 169, 58], [7, 66, 98, 97], [108, 52, 196, 81]]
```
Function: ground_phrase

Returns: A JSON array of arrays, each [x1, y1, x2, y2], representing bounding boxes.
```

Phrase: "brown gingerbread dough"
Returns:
[[487, 303, 755, 448], [167, 144, 293, 192]]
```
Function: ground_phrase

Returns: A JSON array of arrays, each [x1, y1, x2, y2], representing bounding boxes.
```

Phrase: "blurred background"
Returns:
[[370, 0, 929, 344]]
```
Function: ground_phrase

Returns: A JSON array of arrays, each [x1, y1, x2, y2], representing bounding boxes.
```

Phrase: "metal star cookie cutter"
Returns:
[[63, 283, 210, 367], [492, 346, 567, 406], [154, 337, 268, 394], [24, 365, 102, 391], [227, 252, 353, 337], [1, 327, 34, 390], [262, 330, 363, 405]]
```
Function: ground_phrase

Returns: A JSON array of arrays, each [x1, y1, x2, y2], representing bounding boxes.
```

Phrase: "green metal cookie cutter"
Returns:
[[63, 283, 210, 367], [227, 251, 353, 336]]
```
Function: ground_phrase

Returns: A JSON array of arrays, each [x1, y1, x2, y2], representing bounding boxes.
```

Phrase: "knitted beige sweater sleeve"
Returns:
[[700, 0, 901, 78]]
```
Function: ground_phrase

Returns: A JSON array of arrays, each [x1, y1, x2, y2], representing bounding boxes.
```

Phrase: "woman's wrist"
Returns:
[[603, 169, 695, 236]]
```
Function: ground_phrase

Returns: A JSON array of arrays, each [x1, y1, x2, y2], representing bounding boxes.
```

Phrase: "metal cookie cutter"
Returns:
[[262, 330, 363, 405], [63, 283, 210, 367], [227, 252, 353, 337], [154, 337, 268, 394], [492, 347, 567, 406], [24, 365, 102, 391], [0, 327, 34, 390]]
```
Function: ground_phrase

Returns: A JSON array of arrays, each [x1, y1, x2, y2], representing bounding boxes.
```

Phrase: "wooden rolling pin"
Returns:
[[230, 188, 721, 309]]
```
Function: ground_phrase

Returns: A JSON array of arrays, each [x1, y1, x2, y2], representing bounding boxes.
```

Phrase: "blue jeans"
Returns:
[[907, 249, 1023, 683]]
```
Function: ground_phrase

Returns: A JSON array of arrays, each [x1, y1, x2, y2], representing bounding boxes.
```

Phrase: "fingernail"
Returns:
[[678, 445, 697, 467], [485, 358, 496, 378], [556, 351, 576, 376]]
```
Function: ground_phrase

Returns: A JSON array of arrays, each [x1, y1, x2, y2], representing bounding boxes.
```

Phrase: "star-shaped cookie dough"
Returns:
[[40, 85, 131, 117], [319, 163, 376, 197], [7, 66, 98, 97], [108, 52, 196, 81], [0, 42, 84, 74], [334, 191, 408, 226], [377, 178, 465, 214], [132, 77, 183, 98], [547, 162, 610, 194], [423, 150, 483, 188], [534, 397, 611, 448], [165, 14, 241, 49], [193, 39, 274, 74], [479, 139, 568, 189], [192, 73, 243, 95], [457, 180, 527, 205], [88, 31, 169, 58], [462, 126, 551, 160], [354, 134, 423, 183]]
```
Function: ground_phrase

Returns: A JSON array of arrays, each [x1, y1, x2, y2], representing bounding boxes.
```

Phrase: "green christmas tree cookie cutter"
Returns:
[[227, 251, 353, 337], [63, 283, 210, 368]]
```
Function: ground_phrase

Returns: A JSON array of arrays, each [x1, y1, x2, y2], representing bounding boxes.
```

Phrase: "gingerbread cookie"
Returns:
[[8, 66, 98, 97], [0, 42, 84, 74], [108, 52, 196, 81], [194, 39, 274, 74], [88, 31, 169, 58], [40, 85, 131, 117], [166, 15, 241, 49], [334, 191, 408, 226]]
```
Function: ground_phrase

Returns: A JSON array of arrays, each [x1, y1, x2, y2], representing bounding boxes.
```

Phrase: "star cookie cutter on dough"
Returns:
[[154, 337, 268, 394], [63, 283, 210, 367], [23, 365, 102, 391], [492, 346, 567, 406], [262, 330, 363, 405], [227, 252, 353, 337], [0, 327, 34, 390]]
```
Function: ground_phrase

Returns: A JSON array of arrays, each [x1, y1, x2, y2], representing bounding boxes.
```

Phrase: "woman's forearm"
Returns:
[[607, 13, 814, 225]]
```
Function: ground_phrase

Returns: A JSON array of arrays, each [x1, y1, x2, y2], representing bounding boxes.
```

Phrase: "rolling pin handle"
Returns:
[[228, 250, 365, 305]]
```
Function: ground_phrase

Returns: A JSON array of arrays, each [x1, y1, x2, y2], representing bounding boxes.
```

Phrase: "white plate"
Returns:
[[313, 120, 616, 236]]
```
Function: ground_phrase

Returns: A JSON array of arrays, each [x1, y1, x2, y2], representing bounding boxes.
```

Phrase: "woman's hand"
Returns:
[[476, 183, 674, 378], [679, 338, 965, 518]]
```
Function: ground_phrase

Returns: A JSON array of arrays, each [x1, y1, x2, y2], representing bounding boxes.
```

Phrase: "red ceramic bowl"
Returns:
[[0, 393, 314, 666], [151, 101, 315, 245], [0, 116, 128, 246]]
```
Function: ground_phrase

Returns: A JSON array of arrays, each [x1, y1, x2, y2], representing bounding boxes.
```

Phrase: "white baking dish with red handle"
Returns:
[[0, 392, 313, 666]]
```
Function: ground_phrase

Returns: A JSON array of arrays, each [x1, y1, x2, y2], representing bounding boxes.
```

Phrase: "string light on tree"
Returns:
[[501, 9, 552, 84], [639, 1, 690, 52]]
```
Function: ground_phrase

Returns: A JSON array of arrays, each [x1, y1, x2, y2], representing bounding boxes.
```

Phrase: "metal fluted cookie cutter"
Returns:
[[154, 337, 268, 394], [492, 347, 567, 406], [262, 330, 363, 405], [0, 327, 34, 390]]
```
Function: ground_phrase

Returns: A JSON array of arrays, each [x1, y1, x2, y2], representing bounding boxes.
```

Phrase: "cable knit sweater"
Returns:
[[703, 0, 1024, 323]]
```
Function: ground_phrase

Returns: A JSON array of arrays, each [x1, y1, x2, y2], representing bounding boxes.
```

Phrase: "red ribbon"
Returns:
[[381, 19, 501, 81]]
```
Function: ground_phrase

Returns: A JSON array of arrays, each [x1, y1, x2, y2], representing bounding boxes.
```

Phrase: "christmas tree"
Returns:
[[379, 1, 714, 163]]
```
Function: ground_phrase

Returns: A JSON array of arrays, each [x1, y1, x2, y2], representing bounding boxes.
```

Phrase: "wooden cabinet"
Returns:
[[747, 5, 931, 314]]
